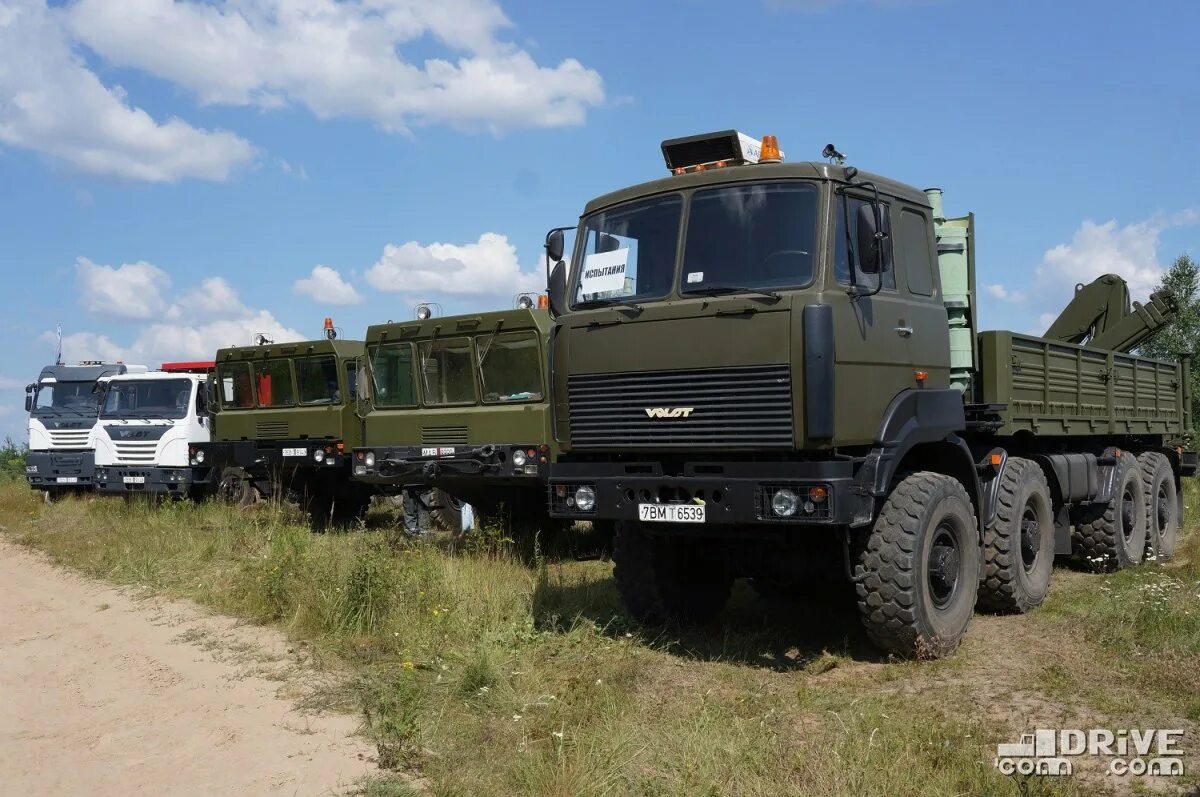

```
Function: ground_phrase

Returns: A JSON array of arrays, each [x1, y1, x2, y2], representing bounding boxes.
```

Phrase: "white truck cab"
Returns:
[[25, 361, 147, 496], [93, 362, 214, 497]]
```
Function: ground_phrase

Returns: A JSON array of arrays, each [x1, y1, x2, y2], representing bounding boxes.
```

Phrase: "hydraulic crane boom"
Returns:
[[1043, 273, 1178, 353]]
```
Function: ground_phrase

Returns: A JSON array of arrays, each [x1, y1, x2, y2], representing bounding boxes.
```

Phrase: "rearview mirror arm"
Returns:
[[839, 179, 886, 301]]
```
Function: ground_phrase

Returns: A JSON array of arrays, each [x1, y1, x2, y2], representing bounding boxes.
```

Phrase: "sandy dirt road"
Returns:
[[0, 540, 374, 797]]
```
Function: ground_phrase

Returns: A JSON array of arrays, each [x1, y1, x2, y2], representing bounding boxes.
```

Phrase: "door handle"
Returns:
[[894, 325, 914, 337]]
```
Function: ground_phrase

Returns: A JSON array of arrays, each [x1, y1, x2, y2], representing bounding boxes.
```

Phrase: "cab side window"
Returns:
[[834, 195, 895, 291], [896, 208, 936, 297]]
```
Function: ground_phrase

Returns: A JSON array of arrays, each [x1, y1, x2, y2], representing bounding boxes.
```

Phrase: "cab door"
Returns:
[[825, 194, 918, 446]]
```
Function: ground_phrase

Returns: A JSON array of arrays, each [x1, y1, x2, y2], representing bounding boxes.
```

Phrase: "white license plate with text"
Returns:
[[638, 503, 706, 523], [282, 447, 307, 457], [56, 477, 79, 484], [123, 475, 145, 484]]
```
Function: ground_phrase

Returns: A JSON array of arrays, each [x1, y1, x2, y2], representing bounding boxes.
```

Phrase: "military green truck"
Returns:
[[193, 325, 374, 523], [352, 305, 554, 527], [544, 130, 1196, 658]]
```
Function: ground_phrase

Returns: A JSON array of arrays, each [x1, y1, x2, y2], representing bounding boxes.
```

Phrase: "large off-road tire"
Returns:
[[1138, 452, 1179, 562], [612, 519, 732, 625], [429, 489, 464, 535], [1072, 452, 1146, 572], [216, 467, 257, 508], [977, 458, 1055, 614], [854, 472, 979, 659]]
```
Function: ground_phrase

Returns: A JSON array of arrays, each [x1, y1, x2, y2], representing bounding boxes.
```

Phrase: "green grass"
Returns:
[[5, 480, 1199, 795]]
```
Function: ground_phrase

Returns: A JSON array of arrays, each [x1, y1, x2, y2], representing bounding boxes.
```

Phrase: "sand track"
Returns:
[[0, 540, 373, 797]]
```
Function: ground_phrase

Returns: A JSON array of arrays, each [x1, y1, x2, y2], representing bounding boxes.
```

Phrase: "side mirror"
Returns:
[[855, 203, 888, 275], [597, 233, 621, 254], [25, 395, 33, 413], [545, 229, 565, 264], [547, 260, 567, 318]]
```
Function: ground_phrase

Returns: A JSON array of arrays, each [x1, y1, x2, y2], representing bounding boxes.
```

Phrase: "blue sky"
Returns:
[[1, 0, 1198, 442]]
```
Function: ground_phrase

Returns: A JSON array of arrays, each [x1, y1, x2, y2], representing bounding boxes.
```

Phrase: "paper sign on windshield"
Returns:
[[579, 248, 630, 295]]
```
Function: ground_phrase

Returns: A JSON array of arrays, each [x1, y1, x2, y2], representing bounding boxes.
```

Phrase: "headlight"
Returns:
[[314, 449, 325, 463], [364, 451, 376, 468], [26, 465, 37, 474], [771, 488, 799, 518], [354, 465, 367, 476], [574, 485, 596, 512], [195, 450, 205, 464], [512, 449, 527, 468]]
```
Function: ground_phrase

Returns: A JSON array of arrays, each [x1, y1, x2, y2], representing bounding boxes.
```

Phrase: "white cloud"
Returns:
[[983, 283, 1026, 303], [64, 0, 605, 134], [292, 265, 363, 306], [364, 232, 542, 297], [75, 257, 171, 320], [56, 264, 304, 364], [0, 0, 255, 182]]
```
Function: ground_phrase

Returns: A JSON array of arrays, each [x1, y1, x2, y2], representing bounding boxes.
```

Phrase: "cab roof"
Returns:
[[582, 161, 931, 217], [216, 337, 364, 362], [365, 307, 550, 345]]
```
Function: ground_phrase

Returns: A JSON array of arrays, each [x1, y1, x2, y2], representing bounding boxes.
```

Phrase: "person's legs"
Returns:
[[402, 486, 422, 535]]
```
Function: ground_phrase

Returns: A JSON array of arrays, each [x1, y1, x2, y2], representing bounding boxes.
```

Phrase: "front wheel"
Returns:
[[855, 472, 979, 659], [216, 467, 257, 508]]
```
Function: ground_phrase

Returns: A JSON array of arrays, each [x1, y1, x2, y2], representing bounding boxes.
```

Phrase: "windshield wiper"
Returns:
[[686, 285, 781, 300], [574, 298, 643, 312]]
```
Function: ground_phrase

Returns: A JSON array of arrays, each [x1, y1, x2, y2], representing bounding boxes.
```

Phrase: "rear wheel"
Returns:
[[1072, 452, 1146, 572], [1138, 452, 1178, 562], [855, 472, 979, 659], [978, 458, 1055, 614], [612, 520, 732, 624]]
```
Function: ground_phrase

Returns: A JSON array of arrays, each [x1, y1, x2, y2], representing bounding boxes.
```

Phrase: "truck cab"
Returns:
[[93, 364, 213, 497], [24, 361, 147, 496], [353, 305, 556, 524], [195, 332, 373, 523]]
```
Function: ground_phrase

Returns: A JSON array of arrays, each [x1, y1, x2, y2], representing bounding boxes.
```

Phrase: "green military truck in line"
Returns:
[[544, 130, 1196, 658], [194, 322, 374, 524], [352, 304, 555, 528]]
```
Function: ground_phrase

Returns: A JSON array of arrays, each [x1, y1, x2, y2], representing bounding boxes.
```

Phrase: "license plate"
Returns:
[[282, 447, 307, 457], [638, 503, 706, 523], [123, 476, 145, 484], [56, 477, 78, 484]]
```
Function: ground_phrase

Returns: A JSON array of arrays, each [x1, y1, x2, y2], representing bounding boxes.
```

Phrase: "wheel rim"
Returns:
[[927, 522, 962, 609], [1020, 500, 1041, 573], [1120, 485, 1136, 543], [218, 474, 247, 503]]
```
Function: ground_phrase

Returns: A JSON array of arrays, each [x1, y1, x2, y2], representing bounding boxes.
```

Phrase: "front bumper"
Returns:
[[95, 465, 211, 494], [547, 459, 871, 528], [26, 450, 95, 490], [351, 444, 548, 486], [191, 439, 350, 474]]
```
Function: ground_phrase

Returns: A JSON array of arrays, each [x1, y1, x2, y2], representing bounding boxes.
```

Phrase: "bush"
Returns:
[[0, 437, 26, 481]]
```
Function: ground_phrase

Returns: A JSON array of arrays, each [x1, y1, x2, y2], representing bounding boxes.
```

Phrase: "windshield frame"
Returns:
[[570, 178, 825, 306], [99, 378, 194, 420], [31, 380, 102, 416]]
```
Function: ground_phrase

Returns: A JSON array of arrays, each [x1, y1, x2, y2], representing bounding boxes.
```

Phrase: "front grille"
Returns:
[[256, 420, 289, 439], [421, 425, 469, 444], [113, 441, 158, 465], [48, 430, 91, 449], [568, 364, 793, 448]]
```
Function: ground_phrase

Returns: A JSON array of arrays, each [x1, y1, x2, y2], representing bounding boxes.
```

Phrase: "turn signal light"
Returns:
[[990, 452, 1003, 467], [537, 294, 549, 310], [808, 486, 828, 503], [915, 370, 928, 383]]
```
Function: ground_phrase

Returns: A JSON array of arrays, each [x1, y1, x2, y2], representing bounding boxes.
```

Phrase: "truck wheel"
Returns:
[[612, 519, 732, 624], [854, 472, 979, 659], [977, 458, 1055, 614], [429, 489, 464, 535], [1072, 452, 1146, 572], [1138, 452, 1178, 562], [217, 467, 257, 508]]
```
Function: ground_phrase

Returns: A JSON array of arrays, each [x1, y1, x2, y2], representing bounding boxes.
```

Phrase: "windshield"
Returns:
[[33, 381, 101, 415], [370, 342, 418, 408], [573, 194, 682, 306], [419, 336, 476, 405], [100, 379, 192, 420], [681, 182, 819, 293], [478, 331, 543, 403], [297, 356, 342, 405]]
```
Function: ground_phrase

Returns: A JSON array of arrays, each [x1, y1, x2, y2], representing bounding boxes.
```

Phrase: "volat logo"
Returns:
[[116, 429, 150, 439], [644, 407, 695, 419]]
